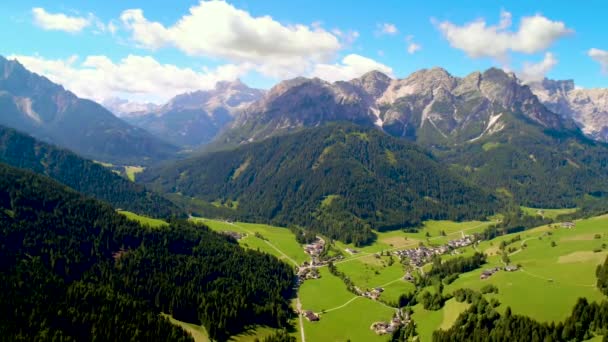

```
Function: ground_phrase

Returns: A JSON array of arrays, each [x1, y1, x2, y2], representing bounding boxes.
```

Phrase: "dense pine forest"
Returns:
[[433, 297, 608, 341], [0, 163, 294, 341], [141, 124, 500, 246], [439, 112, 608, 209], [0, 126, 183, 218]]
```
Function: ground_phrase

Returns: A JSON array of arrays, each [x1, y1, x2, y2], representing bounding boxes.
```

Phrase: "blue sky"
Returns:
[[2, 0, 608, 103]]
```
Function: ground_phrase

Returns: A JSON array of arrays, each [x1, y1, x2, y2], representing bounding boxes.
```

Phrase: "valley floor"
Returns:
[[124, 212, 607, 341]]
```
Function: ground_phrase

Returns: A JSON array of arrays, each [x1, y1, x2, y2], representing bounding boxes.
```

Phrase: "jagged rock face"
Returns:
[[378, 68, 572, 142], [225, 77, 379, 144], [0, 56, 178, 165], [531, 79, 608, 141], [220, 67, 576, 147], [124, 80, 264, 147]]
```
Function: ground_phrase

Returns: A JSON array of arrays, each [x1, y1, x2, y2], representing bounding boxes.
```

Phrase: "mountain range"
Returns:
[[0, 56, 178, 165], [116, 80, 264, 147]]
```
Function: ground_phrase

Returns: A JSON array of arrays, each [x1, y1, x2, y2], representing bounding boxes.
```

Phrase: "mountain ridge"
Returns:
[[0, 55, 178, 165]]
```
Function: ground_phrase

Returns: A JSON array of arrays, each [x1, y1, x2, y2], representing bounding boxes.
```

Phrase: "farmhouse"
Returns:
[[304, 238, 325, 257], [345, 248, 359, 254], [303, 310, 319, 322], [480, 267, 501, 280], [447, 235, 475, 248], [371, 309, 410, 335], [504, 265, 519, 272], [561, 222, 575, 229], [219, 231, 246, 240]]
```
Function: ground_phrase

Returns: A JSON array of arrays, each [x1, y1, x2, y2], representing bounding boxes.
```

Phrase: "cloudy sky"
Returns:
[[3, 0, 608, 103]]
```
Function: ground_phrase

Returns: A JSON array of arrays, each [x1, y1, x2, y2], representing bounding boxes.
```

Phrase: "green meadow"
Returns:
[[191, 218, 309, 265], [521, 206, 578, 219], [117, 210, 168, 228], [124, 165, 145, 182], [185, 214, 608, 341]]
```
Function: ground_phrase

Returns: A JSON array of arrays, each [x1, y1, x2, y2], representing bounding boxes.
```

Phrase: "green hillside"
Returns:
[[0, 162, 294, 341], [0, 125, 183, 218], [142, 124, 500, 245]]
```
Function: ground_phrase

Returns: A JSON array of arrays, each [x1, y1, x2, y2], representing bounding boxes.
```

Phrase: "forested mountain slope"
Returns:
[[141, 124, 499, 245], [0, 125, 182, 218], [0, 163, 294, 341]]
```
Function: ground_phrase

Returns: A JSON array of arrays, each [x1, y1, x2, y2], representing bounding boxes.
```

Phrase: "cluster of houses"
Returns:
[[393, 245, 448, 267], [304, 238, 325, 258], [480, 265, 519, 279], [447, 235, 475, 248], [219, 231, 246, 240], [394, 235, 477, 267], [297, 267, 320, 282], [355, 286, 384, 300], [370, 309, 411, 335]]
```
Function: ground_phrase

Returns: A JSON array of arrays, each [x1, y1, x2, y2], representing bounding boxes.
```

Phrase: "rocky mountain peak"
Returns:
[[531, 78, 608, 141], [350, 70, 392, 99]]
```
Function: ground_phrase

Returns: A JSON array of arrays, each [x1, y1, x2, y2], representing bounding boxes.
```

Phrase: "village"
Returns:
[[393, 234, 476, 267]]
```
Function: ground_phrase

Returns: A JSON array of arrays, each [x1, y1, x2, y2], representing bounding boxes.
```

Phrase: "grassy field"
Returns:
[[184, 214, 607, 341], [191, 218, 309, 265], [521, 206, 578, 219], [164, 314, 285, 342], [412, 299, 470, 342], [124, 166, 145, 182], [163, 314, 211, 342], [443, 216, 608, 321], [117, 210, 168, 228], [302, 298, 395, 342]]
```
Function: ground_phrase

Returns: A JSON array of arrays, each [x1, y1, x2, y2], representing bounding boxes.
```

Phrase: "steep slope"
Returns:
[[141, 124, 499, 246], [377, 68, 576, 143], [0, 163, 293, 341], [530, 78, 608, 142], [0, 56, 178, 165], [438, 112, 608, 208], [0, 125, 182, 218], [126, 80, 264, 147]]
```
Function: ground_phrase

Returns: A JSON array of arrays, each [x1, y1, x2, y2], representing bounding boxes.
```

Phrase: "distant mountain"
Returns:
[[102, 97, 159, 117], [530, 79, 608, 142], [0, 125, 183, 218], [216, 73, 389, 146], [141, 124, 500, 246], [0, 56, 178, 165], [125, 80, 264, 147]]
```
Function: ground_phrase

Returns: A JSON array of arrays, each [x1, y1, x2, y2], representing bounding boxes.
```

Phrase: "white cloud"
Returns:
[[437, 10, 572, 60], [519, 52, 558, 83], [311, 54, 393, 82], [32, 7, 91, 33], [405, 35, 422, 54], [378, 23, 398, 35], [589, 48, 608, 73], [8, 54, 251, 103], [407, 43, 421, 54], [119, 1, 342, 78]]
